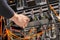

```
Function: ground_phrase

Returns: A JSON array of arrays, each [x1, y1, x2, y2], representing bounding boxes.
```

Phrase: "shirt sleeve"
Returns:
[[0, 0, 15, 19]]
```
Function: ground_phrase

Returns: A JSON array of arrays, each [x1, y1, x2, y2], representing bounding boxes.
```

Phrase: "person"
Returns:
[[0, 0, 30, 28]]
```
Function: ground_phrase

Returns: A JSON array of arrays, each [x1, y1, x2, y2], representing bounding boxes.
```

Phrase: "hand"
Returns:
[[10, 13, 30, 28]]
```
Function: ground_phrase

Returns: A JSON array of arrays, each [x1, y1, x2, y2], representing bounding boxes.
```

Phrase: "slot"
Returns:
[[25, 9, 31, 12], [33, 8, 40, 11]]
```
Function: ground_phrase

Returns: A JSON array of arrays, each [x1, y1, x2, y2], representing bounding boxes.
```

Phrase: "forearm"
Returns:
[[0, 0, 15, 19]]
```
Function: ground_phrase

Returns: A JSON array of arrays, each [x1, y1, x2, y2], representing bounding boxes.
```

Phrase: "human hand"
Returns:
[[10, 13, 30, 28]]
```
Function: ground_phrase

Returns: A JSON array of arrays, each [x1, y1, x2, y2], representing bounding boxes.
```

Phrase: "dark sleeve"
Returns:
[[0, 0, 14, 19]]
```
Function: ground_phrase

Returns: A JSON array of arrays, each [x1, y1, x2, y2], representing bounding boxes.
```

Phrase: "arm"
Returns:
[[0, 0, 30, 28], [0, 0, 14, 19]]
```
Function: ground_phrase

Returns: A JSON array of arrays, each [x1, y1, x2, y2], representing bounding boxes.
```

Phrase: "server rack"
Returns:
[[1, 0, 59, 40]]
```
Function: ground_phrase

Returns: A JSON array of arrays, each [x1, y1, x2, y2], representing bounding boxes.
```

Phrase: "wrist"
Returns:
[[9, 13, 18, 21]]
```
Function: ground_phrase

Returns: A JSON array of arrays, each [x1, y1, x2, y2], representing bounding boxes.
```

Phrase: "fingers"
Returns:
[[19, 14, 30, 22], [12, 14, 30, 28], [19, 14, 30, 21], [22, 18, 30, 28]]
